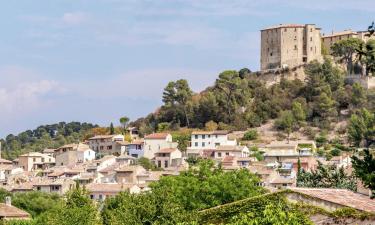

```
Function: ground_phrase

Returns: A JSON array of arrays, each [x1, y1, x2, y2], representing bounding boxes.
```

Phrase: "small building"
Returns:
[[154, 148, 182, 169], [18, 152, 55, 171], [143, 133, 177, 159], [190, 130, 236, 150], [55, 143, 95, 166], [126, 140, 144, 158], [0, 197, 30, 220], [115, 165, 146, 184], [86, 183, 141, 201], [33, 179, 75, 195], [87, 135, 126, 155], [214, 145, 249, 159]]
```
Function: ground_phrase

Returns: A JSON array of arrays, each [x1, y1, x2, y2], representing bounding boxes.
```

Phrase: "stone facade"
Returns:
[[260, 24, 322, 70]]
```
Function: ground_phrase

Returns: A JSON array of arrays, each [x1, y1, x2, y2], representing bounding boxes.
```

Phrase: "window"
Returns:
[[294, 45, 297, 50], [158, 161, 161, 167], [202, 135, 205, 139], [164, 160, 168, 168], [294, 28, 296, 31], [90, 195, 94, 199], [41, 158, 44, 162], [310, 37, 312, 41], [37, 186, 41, 191], [208, 135, 211, 138], [195, 135, 198, 139], [284, 28, 287, 32], [226, 152, 230, 156], [99, 195, 103, 200], [294, 36, 297, 40], [195, 142, 198, 147], [310, 47, 313, 51], [202, 142, 205, 147], [218, 152, 222, 157], [310, 28, 313, 32], [33, 158, 36, 162], [100, 146, 104, 150], [107, 145, 112, 150], [270, 52, 273, 56]]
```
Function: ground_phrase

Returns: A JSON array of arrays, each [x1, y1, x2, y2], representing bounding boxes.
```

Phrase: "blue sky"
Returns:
[[0, 0, 374, 137]]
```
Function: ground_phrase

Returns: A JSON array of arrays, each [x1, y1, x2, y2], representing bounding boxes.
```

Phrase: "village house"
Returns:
[[154, 148, 183, 169], [87, 134, 127, 155], [143, 133, 177, 159], [55, 143, 96, 166], [115, 165, 146, 184], [190, 130, 236, 150], [126, 140, 144, 158], [18, 152, 55, 171], [127, 127, 140, 140], [42, 148, 57, 158], [214, 145, 249, 159], [0, 197, 30, 220], [86, 183, 141, 201], [32, 179, 75, 195]]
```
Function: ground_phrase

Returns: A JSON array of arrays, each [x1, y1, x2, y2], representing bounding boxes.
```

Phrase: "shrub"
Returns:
[[243, 130, 258, 141]]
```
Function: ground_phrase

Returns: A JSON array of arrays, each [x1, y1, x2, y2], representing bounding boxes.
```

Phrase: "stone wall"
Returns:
[[346, 74, 375, 89]]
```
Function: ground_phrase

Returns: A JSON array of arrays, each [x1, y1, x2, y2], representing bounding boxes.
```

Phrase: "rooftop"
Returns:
[[0, 203, 30, 218], [289, 188, 375, 213], [322, 30, 357, 38], [156, 148, 178, 154], [261, 24, 306, 31], [144, 133, 170, 139]]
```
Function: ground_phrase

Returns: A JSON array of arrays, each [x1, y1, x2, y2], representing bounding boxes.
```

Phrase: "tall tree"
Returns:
[[109, 123, 115, 135], [119, 116, 129, 133], [331, 38, 364, 74], [352, 149, 375, 198], [162, 79, 193, 127], [348, 108, 375, 147]]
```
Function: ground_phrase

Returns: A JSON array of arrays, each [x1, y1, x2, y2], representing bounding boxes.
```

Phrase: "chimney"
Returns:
[[5, 196, 11, 206]]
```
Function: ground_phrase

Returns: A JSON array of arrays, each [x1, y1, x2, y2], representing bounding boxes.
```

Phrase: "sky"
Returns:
[[0, 0, 374, 137]]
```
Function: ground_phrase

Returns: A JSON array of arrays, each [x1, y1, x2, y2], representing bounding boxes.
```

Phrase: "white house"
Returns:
[[55, 143, 95, 166], [190, 131, 237, 150], [77, 148, 96, 163], [143, 133, 177, 159], [214, 145, 249, 159], [154, 148, 183, 169], [86, 183, 141, 201]]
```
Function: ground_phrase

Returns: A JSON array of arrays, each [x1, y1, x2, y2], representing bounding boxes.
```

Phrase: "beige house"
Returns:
[[86, 183, 141, 201], [154, 148, 182, 169], [214, 145, 249, 159], [55, 143, 95, 166], [0, 197, 30, 220], [18, 152, 55, 171], [143, 133, 177, 159], [114, 165, 146, 184], [33, 179, 75, 195], [87, 135, 127, 155], [260, 24, 322, 70]]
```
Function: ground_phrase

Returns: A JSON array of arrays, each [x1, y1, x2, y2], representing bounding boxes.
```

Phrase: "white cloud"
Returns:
[[62, 12, 90, 25]]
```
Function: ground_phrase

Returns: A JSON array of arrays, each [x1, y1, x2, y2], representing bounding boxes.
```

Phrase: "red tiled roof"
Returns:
[[290, 188, 375, 213], [144, 133, 169, 139], [0, 203, 30, 218]]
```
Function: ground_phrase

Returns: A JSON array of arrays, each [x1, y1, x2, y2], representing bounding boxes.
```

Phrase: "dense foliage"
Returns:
[[102, 160, 265, 224], [0, 122, 97, 159], [352, 149, 375, 198], [130, 59, 374, 145], [297, 161, 357, 191]]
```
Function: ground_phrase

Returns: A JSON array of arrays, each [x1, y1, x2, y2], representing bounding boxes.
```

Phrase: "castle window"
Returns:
[[294, 36, 297, 40], [294, 45, 297, 50], [310, 47, 313, 51], [270, 52, 273, 56], [294, 28, 297, 31], [310, 28, 313, 32], [310, 37, 312, 41], [284, 28, 287, 32]]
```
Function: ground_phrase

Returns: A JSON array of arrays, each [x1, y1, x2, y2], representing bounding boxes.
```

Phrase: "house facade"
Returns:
[[88, 135, 126, 155], [143, 133, 177, 159], [154, 148, 182, 169]]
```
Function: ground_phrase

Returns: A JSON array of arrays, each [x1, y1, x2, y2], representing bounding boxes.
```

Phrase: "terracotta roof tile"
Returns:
[[144, 133, 169, 139]]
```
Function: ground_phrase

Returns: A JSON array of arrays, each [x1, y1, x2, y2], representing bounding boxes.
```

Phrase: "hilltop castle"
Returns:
[[260, 24, 374, 71], [260, 24, 322, 71]]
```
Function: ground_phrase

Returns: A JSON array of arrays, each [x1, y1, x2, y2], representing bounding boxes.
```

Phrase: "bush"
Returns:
[[242, 130, 258, 141]]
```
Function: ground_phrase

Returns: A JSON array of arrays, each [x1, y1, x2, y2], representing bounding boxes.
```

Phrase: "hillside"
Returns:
[[0, 122, 98, 159]]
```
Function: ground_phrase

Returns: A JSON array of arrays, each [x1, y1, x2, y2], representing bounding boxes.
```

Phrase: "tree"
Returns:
[[239, 68, 251, 79], [41, 186, 101, 225], [348, 108, 375, 147], [119, 116, 129, 133], [331, 38, 364, 74], [162, 79, 193, 127], [350, 82, 367, 108], [243, 130, 258, 141], [297, 161, 357, 191], [357, 39, 375, 76], [352, 149, 375, 198], [292, 101, 306, 123], [204, 120, 218, 131], [275, 110, 295, 140], [227, 202, 313, 225], [109, 123, 115, 135]]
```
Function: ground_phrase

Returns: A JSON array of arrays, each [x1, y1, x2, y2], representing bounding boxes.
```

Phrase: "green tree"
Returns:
[[119, 116, 129, 133], [350, 82, 367, 108], [292, 101, 306, 123], [275, 110, 295, 140], [204, 120, 218, 131], [243, 129, 258, 141], [348, 108, 375, 147], [331, 38, 364, 74], [227, 203, 313, 225], [162, 79, 193, 127], [109, 123, 115, 135], [352, 149, 375, 198]]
